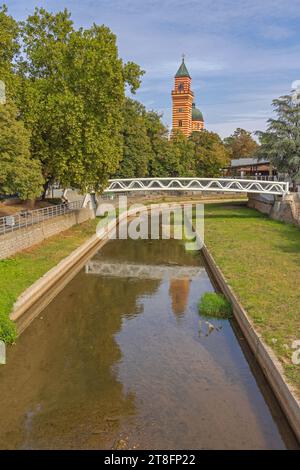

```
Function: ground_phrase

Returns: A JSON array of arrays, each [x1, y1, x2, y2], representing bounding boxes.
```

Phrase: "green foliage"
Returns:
[[123, 61, 145, 94], [0, 101, 44, 199], [0, 4, 20, 96], [191, 130, 230, 176], [10, 7, 144, 193], [0, 309, 17, 344], [256, 93, 300, 189], [149, 130, 196, 177], [224, 128, 258, 159], [117, 98, 153, 177], [171, 131, 196, 176], [198, 292, 233, 319]]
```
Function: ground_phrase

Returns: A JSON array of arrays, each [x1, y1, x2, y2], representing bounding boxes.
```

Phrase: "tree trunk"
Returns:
[[41, 179, 51, 200], [25, 199, 35, 209]]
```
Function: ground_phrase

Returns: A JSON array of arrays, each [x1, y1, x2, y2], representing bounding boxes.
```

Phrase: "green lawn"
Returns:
[[0, 218, 99, 344], [199, 202, 300, 395]]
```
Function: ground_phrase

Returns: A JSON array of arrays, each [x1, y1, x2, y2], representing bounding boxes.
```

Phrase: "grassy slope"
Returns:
[[0, 218, 99, 343], [200, 202, 300, 394]]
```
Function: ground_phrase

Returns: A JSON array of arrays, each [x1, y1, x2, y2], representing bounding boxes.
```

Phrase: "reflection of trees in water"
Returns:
[[0, 267, 159, 449], [169, 279, 191, 318]]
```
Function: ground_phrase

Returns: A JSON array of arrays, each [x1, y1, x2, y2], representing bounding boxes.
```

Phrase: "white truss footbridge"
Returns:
[[104, 178, 289, 196]]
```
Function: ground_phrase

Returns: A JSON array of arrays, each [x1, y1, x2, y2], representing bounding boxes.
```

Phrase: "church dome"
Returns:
[[192, 102, 204, 122]]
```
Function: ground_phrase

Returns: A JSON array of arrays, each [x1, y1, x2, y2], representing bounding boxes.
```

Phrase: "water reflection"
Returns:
[[169, 279, 191, 318], [0, 237, 298, 449], [0, 267, 159, 449]]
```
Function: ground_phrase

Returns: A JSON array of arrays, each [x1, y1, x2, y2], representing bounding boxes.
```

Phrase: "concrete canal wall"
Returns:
[[0, 207, 95, 260]]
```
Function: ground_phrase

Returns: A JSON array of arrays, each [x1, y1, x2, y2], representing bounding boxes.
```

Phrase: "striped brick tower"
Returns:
[[171, 57, 204, 137]]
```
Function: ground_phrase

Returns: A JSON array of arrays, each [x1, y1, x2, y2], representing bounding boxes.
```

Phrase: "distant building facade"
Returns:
[[224, 158, 276, 178], [171, 58, 204, 137]]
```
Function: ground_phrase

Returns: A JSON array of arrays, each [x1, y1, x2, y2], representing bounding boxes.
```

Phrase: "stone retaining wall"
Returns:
[[0, 208, 95, 260], [248, 193, 300, 227]]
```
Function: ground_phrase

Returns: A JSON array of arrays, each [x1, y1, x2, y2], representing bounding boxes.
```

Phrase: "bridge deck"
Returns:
[[104, 177, 289, 196]]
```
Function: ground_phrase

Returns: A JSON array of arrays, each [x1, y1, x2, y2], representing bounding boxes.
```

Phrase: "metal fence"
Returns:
[[230, 175, 279, 181], [0, 200, 82, 236]]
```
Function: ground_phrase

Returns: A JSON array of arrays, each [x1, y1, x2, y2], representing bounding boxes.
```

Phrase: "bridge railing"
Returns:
[[228, 175, 279, 181], [104, 177, 289, 196], [0, 200, 82, 236]]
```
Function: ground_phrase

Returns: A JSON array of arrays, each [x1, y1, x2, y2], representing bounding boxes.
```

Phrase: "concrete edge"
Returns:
[[201, 242, 300, 442]]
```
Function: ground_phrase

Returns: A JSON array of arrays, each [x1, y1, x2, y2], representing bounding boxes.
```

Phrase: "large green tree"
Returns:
[[224, 128, 258, 159], [0, 5, 19, 95], [0, 101, 43, 200], [117, 99, 153, 178], [151, 131, 195, 177], [191, 130, 230, 176], [256, 93, 300, 190], [16, 8, 143, 194]]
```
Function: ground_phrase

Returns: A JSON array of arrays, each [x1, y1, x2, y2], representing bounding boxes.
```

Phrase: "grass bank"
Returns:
[[198, 202, 300, 395], [0, 218, 99, 344]]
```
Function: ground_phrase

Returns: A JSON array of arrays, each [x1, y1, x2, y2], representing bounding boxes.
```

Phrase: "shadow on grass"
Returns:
[[203, 213, 265, 220]]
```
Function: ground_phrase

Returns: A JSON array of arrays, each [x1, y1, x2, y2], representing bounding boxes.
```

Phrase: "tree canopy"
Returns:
[[224, 128, 258, 159], [16, 8, 144, 194], [0, 101, 43, 199], [191, 130, 230, 176], [256, 93, 300, 189], [0, 5, 19, 97], [117, 98, 153, 178], [0, 4, 236, 201]]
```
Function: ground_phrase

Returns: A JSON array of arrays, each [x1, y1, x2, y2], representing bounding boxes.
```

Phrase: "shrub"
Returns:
[[198, 292, 232, 319], [0, 313, 17, 344]]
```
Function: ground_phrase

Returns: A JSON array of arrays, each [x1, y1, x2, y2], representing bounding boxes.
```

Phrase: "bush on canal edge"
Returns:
[[198, 292, 233, 319], [0, 313, 17, 344]]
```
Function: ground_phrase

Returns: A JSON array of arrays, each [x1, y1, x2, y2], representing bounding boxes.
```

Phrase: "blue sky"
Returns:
[[4, 0, 300, 137]]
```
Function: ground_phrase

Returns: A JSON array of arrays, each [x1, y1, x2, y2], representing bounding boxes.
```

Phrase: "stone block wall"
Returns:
[[248, 193, 300, 227], [0, 208, 95, 260]]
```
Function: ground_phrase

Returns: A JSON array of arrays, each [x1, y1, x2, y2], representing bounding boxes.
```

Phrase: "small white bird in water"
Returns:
[[205, 321, 215, 336]]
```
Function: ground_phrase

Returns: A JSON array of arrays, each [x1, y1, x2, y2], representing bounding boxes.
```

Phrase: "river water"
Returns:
[[0, 236, 298, 449]]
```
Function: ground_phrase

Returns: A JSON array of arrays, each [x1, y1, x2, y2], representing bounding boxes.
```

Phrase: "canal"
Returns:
[[0, 235, 298, 449]]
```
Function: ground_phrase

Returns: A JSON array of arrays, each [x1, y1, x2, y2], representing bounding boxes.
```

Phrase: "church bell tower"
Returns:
[[171, 57, 194, 137], [171, 57, 204, 136]]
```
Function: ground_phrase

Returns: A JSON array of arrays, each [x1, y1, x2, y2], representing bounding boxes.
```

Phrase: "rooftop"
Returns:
[[230, 158, 270, 167], [175, 58, 191, 78]]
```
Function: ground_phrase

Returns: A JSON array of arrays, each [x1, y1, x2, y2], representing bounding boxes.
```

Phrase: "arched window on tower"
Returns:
[[178, 120, 183, 127], [178, 82, 184, 92]]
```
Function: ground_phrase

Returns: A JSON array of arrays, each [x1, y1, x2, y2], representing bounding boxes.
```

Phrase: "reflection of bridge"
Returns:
[[104, 177, 289, 196], [85, 261, 205, 280]]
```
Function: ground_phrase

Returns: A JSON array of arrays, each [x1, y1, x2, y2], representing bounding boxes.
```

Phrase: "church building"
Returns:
[[171, 57, 204, 137]]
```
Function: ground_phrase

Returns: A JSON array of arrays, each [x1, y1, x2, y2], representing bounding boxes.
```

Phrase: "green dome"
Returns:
[[192, 103, 204, 122]]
